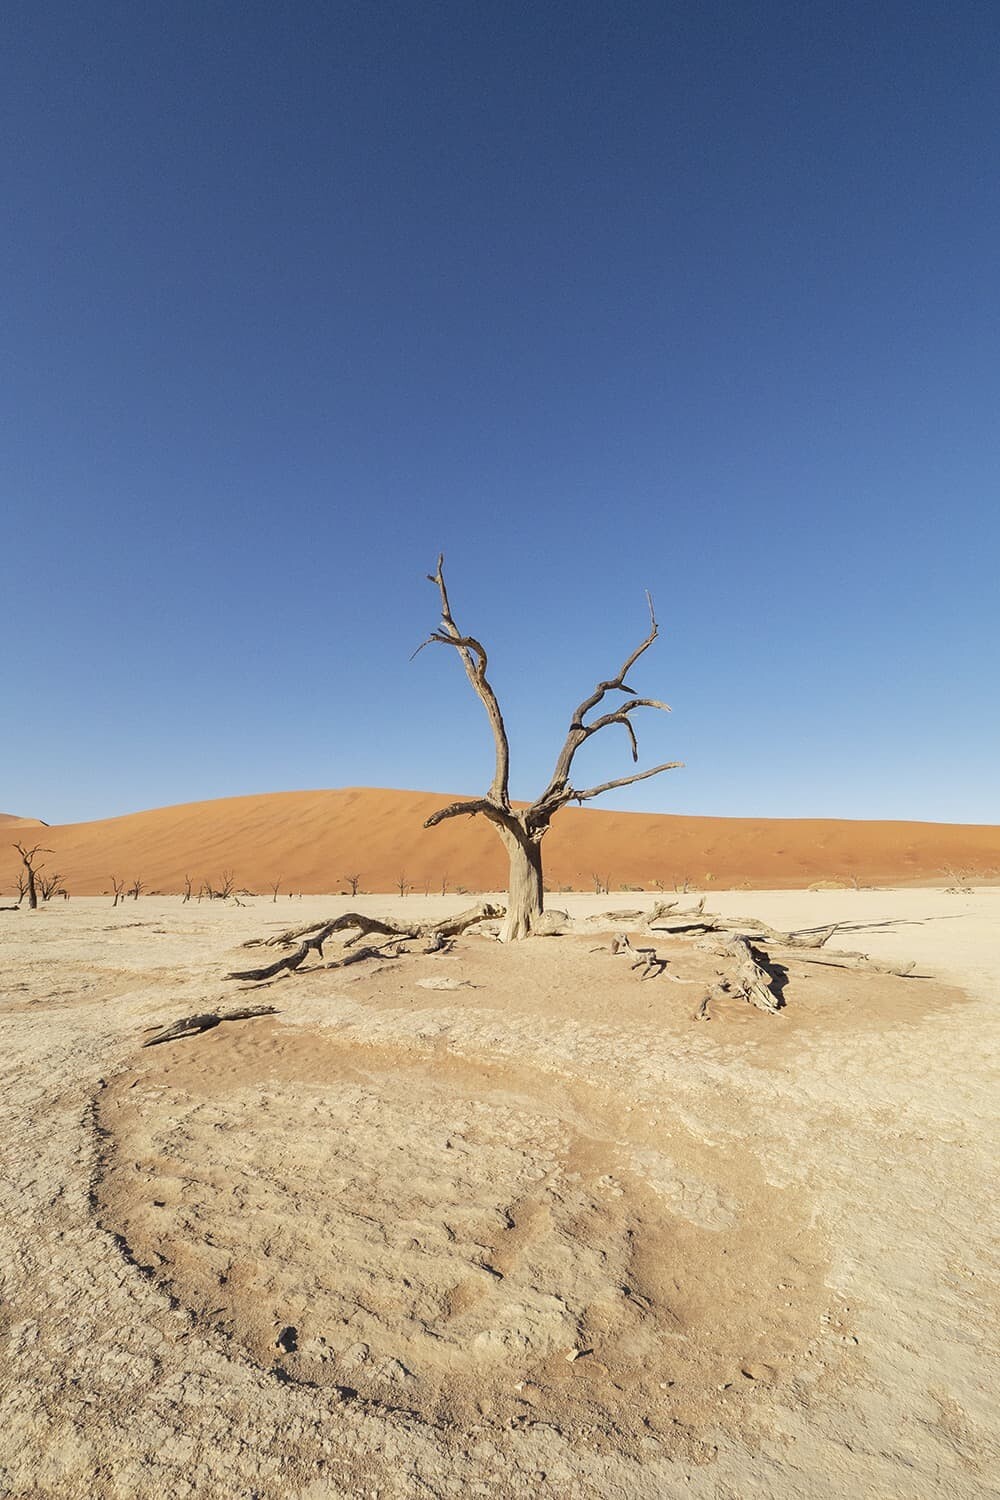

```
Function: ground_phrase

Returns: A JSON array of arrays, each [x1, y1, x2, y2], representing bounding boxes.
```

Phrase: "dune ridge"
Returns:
[[2, 787, 996, 895]]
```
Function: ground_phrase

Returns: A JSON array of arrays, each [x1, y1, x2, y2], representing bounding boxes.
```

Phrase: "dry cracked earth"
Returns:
[[1, 890, 998, 1498]]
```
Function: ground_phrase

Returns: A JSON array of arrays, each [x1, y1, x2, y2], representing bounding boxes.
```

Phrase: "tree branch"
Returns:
[[569, 760, 684, 803], [418, 555, 511, 808], [535, 595, 674, 810], [423, 797, 516, 830]]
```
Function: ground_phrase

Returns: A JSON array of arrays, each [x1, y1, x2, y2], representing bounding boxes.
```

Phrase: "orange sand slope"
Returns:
[[2, 788, 997, 895], [0, 813, 46, 829]]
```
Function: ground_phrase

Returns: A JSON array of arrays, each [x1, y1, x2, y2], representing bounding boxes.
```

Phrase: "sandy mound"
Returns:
[[90, 925, 962, 1469], [5, 786, 998, 895], [95, 1012, 832, 1457]]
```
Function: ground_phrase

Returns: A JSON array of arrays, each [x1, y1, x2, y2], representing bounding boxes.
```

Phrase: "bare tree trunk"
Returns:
[[496, 826, 544, 942]]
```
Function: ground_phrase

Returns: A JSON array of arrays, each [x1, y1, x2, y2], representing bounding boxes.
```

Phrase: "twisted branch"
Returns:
[[417, 555, 510, 809], [423, 797, 518, 833]]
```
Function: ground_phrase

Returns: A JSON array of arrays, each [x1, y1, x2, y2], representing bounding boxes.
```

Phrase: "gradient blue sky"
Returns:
[[2, 1, 997, 826]]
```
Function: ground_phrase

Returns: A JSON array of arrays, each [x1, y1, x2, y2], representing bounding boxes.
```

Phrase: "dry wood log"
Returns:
[[725, 935, 785, 1012], [693, 935, 786, 1017], [646, 897, 705, 922], [646, 901, 840, 950], [228, 924, 345, 980], [611, 932, 666, 979], [142, 1005, 277, 1047], [229, 903, 501, 981], [325, 941, 407, 970], [655, 901, 918, 980], [244, 902, 501, 951], [776, 949, 917, 977]]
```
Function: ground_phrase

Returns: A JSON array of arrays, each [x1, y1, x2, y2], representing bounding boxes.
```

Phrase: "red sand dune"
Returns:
[[2, 788, 997, 895]]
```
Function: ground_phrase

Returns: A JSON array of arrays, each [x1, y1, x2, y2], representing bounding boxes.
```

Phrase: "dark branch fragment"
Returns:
[[142, 1005, 277, 1047]]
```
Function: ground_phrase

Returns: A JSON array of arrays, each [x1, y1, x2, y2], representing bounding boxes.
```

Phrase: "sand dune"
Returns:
[[0, 812, 46, 829], [2, 787, 997, 895]]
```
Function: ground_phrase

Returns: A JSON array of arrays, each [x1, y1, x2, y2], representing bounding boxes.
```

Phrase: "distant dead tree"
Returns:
[[128, 878, 146, 901], [14, 842, 51, 911], [14, 871, 29, 904], [440, 872, 449, 896], [396, 872, 409, 898], [199, 872, 235, 900], [182, 875, 193, 903], [416, 556, 681, 940], [37, 870, 64, 902], [111, 876, 126, 907], [344, 873, 362, 897], [269, 878, 283, 902], [592, 872, 612, 895]]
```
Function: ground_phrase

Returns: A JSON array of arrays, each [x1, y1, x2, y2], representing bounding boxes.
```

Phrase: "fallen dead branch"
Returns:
[[142, 1005, 277, 1047], [228, 903, 501, 982], [646, 899, 841, 949], [610, 932, 666, 979], [647, 901, 918, 981], [244, 902, 500, 950], [779, 949, 916, 977]]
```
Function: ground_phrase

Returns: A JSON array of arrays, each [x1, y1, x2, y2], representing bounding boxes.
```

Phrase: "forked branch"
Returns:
[[416, 555, 511, 809], [536, 592, 680, 813]]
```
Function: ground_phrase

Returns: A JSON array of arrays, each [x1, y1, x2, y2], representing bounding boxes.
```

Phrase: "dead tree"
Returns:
[[417, 555, 681, 941], [182, 875, 193, 903], [37, 871, 64, 902], [269, 878, 283, 902], [14, 843, 51, 911], [14, 872, 29, 905], [128, 877, 146, 901], [396, 872, 409, 898], [344, 873, 362, 897], [110, 876, 126, 908]]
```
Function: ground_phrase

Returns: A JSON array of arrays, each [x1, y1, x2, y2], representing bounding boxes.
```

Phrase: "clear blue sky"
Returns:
[[2, 1, 997, 826]]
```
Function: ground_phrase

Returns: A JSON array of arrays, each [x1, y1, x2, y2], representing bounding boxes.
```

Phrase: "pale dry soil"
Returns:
[[1, 889, 998, 1499]]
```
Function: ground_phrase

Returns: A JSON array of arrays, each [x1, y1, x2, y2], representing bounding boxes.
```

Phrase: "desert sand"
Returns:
[[2, 787, 998, 896], [1, 884, 997, 1498]]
